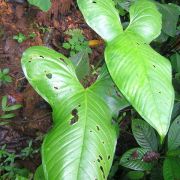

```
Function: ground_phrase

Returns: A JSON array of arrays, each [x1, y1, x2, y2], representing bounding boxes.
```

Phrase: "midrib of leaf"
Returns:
[[76, 89, 89, 179]]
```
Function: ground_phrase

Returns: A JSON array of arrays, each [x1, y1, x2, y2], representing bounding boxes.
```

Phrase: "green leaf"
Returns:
[[1, 96, 8, 111], [156, 3, 180, 37], [2, 68, 9, 74], [27, 0, 51, 11], [171, 53, 180, 73], [21, 46, 117, 179], [0, 113, 16, 119], [132, 119, 158, 151], [126, 0, 162, 44], [4, 75, 12, 83], [77, 0, 123, 42], [5, 104, 22, 112], [105, 32, 174, 138], [63, 42, 71, 49], [0, 121, 9, 125], [34, 165, 45, 180], [70, 50, 90, 81], [120, 148, 152, 171], [126, 171, 144, 180], [78, 0, 174, 139], [168, 115, 180, 151], [15, 175, 28, 180], [163, 157, 180, 180]]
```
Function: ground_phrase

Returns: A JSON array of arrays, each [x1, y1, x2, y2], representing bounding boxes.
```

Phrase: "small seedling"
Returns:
[[20, 140, 39, 160], [63, 28, 92, 57], [0, 145, 31, 179], [13, 33, 27, 43], [29, 32, 36, 39], [0, 96, 22, 123], [0, 68, 12, 87]]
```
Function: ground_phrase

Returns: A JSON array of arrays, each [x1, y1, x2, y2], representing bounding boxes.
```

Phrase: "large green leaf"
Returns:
[[126, 0, 162, 44], [105, 33, 174, 138], [22, 46, 117, 179], [120, 148, 153, 171], [132, 119, 158, 151], [163, 157, 180, 180], [77, 0, 174, 139], [168, 115, 180, 151], [77, 0, 123, 42]]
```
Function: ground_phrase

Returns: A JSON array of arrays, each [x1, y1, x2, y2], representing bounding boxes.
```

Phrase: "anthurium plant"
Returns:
[[77, 0, 174, 139], [21, 0, 175, 179]]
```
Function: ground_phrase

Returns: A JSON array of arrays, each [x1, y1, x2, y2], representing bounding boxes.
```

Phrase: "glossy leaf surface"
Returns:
[[77, 0, 123, 42], [132, 119, 158, 151], [22, 46, 117, 180], [78, 0, 174, 138], [105, 33, 174, 138], [126, 0, 162, 43]]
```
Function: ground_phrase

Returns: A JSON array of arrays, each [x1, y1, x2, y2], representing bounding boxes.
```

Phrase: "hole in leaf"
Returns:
[[100, 166, 105, 179], [70, 108, 79, 125], [96, 126, 100, 131], [99, 155, 103, 160], [46, 73, 52, 79], [59, 57, 65, 62]]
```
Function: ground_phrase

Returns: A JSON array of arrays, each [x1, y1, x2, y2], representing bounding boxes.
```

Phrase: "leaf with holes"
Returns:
[[168, 115, 180, 151], [22, 46, 118, 179], [132, 119, 158, 151], [120, 148, 153, 171], [78, 0, 174, 139]]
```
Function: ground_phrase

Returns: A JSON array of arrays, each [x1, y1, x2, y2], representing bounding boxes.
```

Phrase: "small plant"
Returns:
[[0, 145, 30, 180], [13, 32, 37, 43], [63, 28, 92, 57], [29, 32, 36, 39], [0, 95, 22, 122], [19, 140, 39, 160], [120, 118, 180, 180], [13, 33, 27, 43], [0, 68, 12, 87]]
